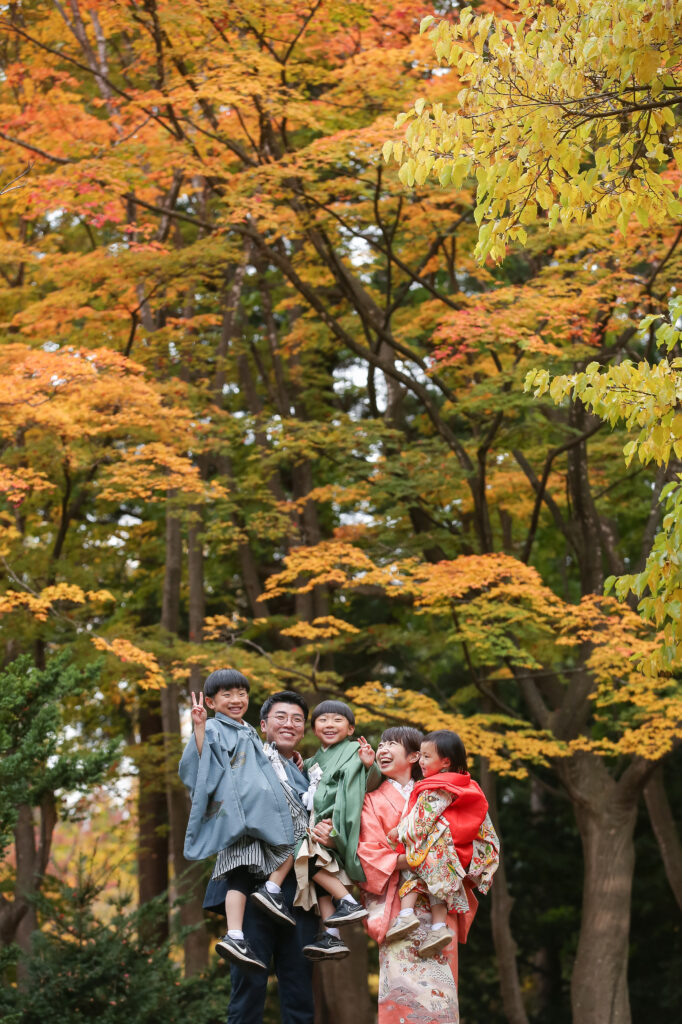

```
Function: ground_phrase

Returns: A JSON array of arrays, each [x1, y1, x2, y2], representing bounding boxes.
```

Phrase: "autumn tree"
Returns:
[[1, 3, 681, 1022]]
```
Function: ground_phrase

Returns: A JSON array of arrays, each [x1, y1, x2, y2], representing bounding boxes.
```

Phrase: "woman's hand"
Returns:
[[357, 736, 376, 768], [387, 827, 399, 843], [311, 818, 336, 848]]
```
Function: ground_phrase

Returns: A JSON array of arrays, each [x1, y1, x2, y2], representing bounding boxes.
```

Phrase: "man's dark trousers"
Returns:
[[204, 870, 317, 1024]]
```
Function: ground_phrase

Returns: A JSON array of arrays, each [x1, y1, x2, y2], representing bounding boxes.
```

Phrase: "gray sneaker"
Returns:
[[302, 932, 350, 961], [251, 884, 296, 925], [215, 934, 267, 970], [324, 897, 368, 926]]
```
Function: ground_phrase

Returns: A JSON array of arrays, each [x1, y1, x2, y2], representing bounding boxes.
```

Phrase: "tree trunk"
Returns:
[[137, 699, 170, 945], [561, 756, 639, 1024], [643, 763, 682, 911], [160, 506, 209, 974], [312, 921, 373, 1024], [188, 512, 205, 693], [479, 762, 529, 1024]]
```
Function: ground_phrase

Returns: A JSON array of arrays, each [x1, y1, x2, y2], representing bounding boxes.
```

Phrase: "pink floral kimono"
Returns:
[[358, 779, 478, 1024]]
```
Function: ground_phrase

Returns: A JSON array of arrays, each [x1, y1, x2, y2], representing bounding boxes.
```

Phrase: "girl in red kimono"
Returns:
[[358, 727, 474, 1024], [386, 729, 499, 959]]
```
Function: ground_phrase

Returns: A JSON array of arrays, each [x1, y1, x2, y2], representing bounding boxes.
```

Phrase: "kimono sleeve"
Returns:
[[180, 722, 247, 861], [398, 789, 453, 871], [357, 793, 399, 896]]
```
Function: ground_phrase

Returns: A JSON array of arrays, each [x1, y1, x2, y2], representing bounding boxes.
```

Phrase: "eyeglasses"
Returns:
[[268, 712, 306, 726]]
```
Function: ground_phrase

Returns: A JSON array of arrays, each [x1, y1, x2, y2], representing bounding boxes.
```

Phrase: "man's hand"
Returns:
[[311, 818, 335, 848], [357, 736, 375, 768], [292, 750, 304, 770]]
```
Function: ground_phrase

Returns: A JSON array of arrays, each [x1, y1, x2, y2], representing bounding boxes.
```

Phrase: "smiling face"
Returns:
[[313, 712, 354, 748], [418, 740, 451, 778], [205, 686, 249, 722], [261, 700, 306, 756], [376, 738, 419, 783]]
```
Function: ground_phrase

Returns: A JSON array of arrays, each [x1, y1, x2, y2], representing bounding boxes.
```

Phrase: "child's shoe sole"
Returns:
[[302, 938, 350, 961], [324, 904, 368, 926], [416, 929, 454, 958], [215, 937, 267, 971], [250, 888, 296, 925], [385, 914, 420, 943]]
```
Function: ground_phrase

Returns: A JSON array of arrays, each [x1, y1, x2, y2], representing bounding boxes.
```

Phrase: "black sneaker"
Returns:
[[324, 897, 368, 926], [251, 884, 296, 926], [215, 934, 267, 970], [302, 932, 350, 961]]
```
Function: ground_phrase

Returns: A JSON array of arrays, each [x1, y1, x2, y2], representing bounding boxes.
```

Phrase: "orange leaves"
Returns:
[[262, 541, 412, 598], [0, 584, 113, 622], [91, 637, 165, 689], [0, 343, 208, 508], [281, 616, 360, 640], [0, 465, 54, 504], [97, 443, 227, 504]]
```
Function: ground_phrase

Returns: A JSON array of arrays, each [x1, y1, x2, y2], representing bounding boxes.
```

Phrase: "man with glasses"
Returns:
[[203, 690, 318, 1024]]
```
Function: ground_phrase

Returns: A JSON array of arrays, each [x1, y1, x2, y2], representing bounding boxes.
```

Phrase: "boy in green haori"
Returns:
[[294, 700, 381, 958]]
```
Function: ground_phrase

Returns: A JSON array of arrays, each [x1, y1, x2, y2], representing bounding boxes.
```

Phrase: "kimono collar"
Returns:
[[387, 777, 415, 800], [214, 712, 250, 729]]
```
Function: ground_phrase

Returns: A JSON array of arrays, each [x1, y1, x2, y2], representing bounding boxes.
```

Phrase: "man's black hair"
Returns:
[[380, 726, 424, 780], [423, 729, 468, 774], [204, 668, 250, 698], [311, 699, 355, 727], [260, 690, 309, 722]]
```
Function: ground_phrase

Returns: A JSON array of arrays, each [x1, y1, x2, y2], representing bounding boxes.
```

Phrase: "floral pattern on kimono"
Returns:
[[359, 781, 472, 1024], [377, 904, 459, 1024], [398, 788, 499, 914]]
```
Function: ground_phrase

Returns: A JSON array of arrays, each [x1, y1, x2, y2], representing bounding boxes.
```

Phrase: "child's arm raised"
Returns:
[[357, 736, 375, 768], [190, 691, 207, 755]]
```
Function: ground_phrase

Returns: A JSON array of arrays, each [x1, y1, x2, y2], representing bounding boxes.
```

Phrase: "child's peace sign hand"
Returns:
[[190, 691, 207, 727], [357, 736, 375, 768]]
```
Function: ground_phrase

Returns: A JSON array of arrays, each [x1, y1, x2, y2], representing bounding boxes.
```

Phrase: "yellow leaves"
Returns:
[[347, 680, 560, 777], [281, 617, 360, 640], [91, 637, 165, 689], [389, 0, 682, 260], [0, 585, 114, 622], [262, 541, 411, 599]]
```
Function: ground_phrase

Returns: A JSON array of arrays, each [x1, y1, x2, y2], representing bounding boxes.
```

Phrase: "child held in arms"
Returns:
[[295, 700, 381, 960], [385, 729, 500, 958], [179, 669, 301, 971]]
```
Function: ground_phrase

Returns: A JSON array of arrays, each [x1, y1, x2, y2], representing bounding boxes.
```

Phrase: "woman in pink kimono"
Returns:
[[357, 727, 477, 1024]]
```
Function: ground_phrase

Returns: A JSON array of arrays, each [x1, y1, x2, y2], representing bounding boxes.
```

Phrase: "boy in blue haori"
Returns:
[[179, 668, 302, 970]]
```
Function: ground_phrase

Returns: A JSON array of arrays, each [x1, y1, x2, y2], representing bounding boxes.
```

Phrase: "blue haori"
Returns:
[[179, 713, 295, 862]]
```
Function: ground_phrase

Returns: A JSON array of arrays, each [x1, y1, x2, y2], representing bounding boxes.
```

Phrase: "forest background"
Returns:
[[0, 2, 681, 1024]]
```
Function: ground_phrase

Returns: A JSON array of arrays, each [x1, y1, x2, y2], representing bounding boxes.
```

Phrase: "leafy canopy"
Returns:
[[386, 1, 682, 260]]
